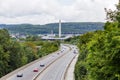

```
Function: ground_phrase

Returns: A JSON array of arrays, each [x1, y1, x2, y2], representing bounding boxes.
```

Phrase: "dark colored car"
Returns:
[[17, 73, 23, 77], [40, 64, 45, 67], [73, 50, 76, 54]]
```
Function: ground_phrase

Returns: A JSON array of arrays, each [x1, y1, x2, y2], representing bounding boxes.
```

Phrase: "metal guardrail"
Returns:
[[33, 45, 72, 80], [0, 46, 63, 80], [0, 44, 71, 80]]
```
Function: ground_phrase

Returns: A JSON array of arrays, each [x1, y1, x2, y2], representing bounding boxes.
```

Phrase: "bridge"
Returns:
[[41, 35, 73, 40]]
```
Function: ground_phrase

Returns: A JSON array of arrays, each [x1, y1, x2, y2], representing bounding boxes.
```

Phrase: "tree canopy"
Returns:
[[0, 29, 60, 78], [75, 1, 120, 80]]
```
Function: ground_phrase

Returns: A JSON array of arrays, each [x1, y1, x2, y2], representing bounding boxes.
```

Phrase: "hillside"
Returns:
[[0, 22, 104, 35]]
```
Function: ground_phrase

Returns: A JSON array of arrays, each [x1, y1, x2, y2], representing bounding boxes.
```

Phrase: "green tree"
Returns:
[[75, 1, 120, 79]]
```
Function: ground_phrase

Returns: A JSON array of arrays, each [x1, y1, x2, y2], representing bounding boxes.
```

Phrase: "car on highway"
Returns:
[[61, 50, 63, 53], [40, 64, 45, 67], [17, 73, 23, 77], [57, 53, 60, 55], [33, 68, 39, 72], [73, 50, 77, 54]]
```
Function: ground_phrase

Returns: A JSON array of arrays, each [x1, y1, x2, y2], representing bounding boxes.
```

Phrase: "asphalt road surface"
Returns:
[[0, 44, 78, 80], [35, 45, 77, 80]]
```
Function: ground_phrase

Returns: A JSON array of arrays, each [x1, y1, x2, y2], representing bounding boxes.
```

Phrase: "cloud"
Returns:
[[0, 0, 118, 24]]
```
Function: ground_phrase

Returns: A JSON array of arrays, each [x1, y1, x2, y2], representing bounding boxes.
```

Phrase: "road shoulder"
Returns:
[[65, 54, 79, 80]]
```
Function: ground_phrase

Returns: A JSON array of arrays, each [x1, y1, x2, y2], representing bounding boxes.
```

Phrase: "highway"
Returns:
[[0, 44, 78, 80], [35, 45, 77, 80]]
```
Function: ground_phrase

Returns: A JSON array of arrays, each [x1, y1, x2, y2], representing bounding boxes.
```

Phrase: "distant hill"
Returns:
[[0, 22, 104, 35]]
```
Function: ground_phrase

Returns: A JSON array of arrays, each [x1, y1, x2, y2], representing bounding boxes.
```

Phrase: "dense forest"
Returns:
[[0, 22, 104, 35], [0, 29, 60, 78], [73, 2, 120, 80]]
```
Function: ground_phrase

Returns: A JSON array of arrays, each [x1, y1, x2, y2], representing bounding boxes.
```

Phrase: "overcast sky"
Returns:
[[0, 0, 118, 24]]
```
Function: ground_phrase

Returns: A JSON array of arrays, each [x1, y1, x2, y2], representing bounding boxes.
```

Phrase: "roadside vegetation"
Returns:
[[74, 2, 120, 80], [65, 36, 80, 45], [0, 30, 60, 78], [65, 2, 120, 80]]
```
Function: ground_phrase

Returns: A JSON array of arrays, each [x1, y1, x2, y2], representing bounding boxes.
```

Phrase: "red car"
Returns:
[[33, 68, 38, 72]]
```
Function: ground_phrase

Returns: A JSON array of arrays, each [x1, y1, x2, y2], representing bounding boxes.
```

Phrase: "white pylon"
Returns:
[[59, 20, 61, 38]]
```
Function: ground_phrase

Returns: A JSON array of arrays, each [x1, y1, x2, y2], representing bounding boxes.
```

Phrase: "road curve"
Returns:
[[34, 45, 77, 80], [0, 44, 78, 80], [0, 44, 70, 80]]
